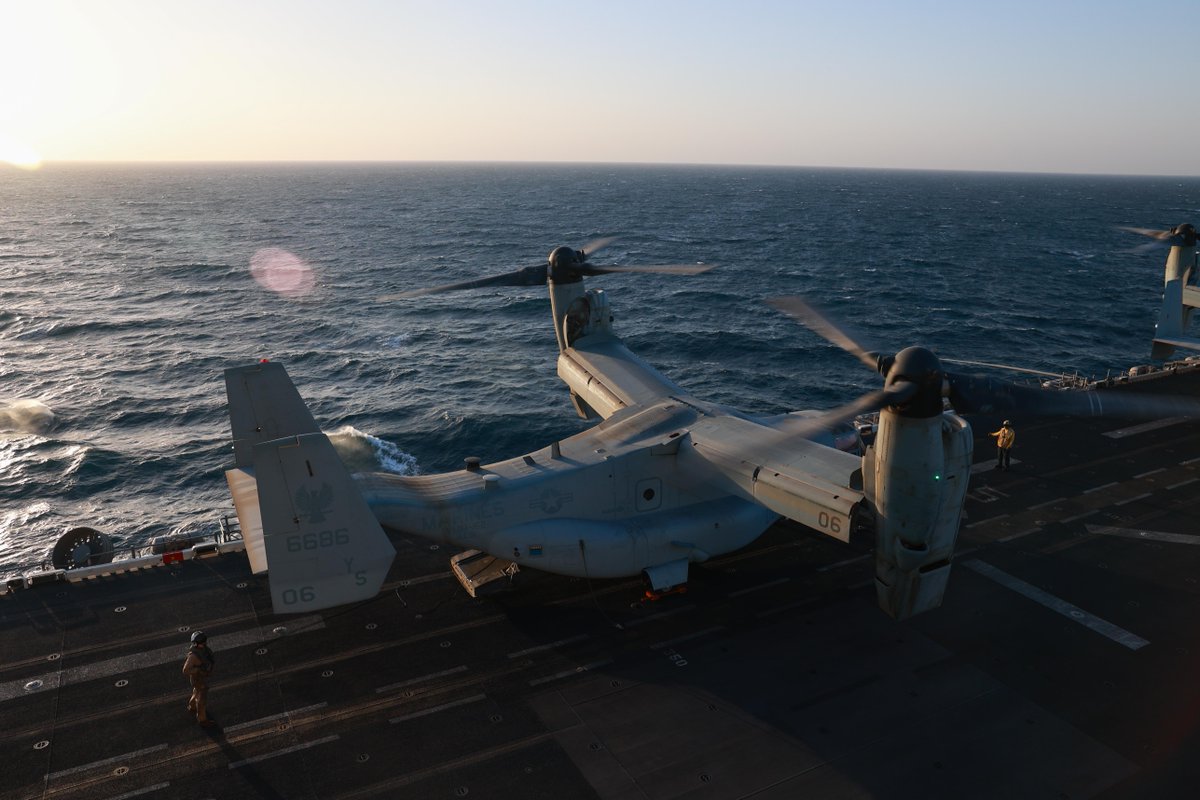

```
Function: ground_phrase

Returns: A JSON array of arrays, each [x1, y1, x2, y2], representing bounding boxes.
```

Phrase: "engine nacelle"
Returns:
[[865, 409, 972, 619]]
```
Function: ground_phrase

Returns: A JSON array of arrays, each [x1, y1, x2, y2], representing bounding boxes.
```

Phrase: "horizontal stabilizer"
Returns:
[[225, 363, 321, 468], [1153, 336, 1200, 353], [253, 432, 396, 614]]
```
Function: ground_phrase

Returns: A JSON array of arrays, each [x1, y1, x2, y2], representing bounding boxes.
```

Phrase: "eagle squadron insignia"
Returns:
[[295, 482, 335, 524]]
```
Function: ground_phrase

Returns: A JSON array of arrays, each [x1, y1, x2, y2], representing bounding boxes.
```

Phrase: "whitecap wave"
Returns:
[[327, 425, 419, 475], [0, 399, 55, 434]]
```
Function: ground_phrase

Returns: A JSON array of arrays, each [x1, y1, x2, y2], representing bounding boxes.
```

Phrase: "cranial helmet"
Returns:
[[190, 630, 207, 644], [1003, 420, 1011, 426]]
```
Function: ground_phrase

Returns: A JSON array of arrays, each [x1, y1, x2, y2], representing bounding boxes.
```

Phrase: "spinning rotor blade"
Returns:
[[769, 296, 884, 372], [1118, 224, 1198, 248], [384, 237, 714, 299], [580, 236, 618, 258], [381, 265, 548, 299], [771, 293, 1200, 432]]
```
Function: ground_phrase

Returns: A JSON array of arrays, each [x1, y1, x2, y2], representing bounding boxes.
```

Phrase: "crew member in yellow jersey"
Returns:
[[989, 420, 1016, 471]]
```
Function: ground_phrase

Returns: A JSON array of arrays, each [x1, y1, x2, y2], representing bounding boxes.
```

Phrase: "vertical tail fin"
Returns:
[[224, 363, 395, 613]]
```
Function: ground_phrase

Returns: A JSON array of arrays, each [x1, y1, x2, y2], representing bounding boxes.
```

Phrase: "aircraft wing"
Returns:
[[679, 414, 865, 542], [557, 333, 685, 419]]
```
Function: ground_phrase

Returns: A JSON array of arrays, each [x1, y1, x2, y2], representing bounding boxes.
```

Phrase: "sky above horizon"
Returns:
[[3, 0, 1199, 176]]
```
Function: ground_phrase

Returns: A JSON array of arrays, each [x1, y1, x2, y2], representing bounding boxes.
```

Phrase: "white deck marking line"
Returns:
[[389, 694, 487, 723], [1115, 493, 1153, 507], [623, 604, 695, 628], [817, 554, 870, 573], [650, 626, 725, 650], [1062, 510, 1099, 523], [2, 615, 326, 704], [223, 703, 329, 733], [1133, 467, 1167, 479], [964, 560, 1149, 650], [1083, 482, 1119, 494], [1029, 497, 1066, 510], [1180, 456, 1200, 466], [727, 577, 790, 597], [997, 527, 1042, 543], [756, 597, 820, 619], [375, 665, 469, 693], [1103, 417, 1190, 439], [107, 783, 171, 800], [1168, 477, 1200, 490], [1086, 524, 1200, 546], [528, 660, 612, 687], [47, 744, 169, 781], [507, 634, 590, 659], [966, 514, 1008, 529], [228, 735, 340, 769]]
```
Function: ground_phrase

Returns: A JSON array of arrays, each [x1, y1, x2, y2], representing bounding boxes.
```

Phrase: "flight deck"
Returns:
[[3, 369, 1200, 800]]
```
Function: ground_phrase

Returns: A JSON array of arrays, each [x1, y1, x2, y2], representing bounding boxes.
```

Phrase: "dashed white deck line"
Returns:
[[1133, 467, 1167, 479], [756, 598, 820, 619], [1086, 524, 1200, 546], [966, 514, 1008, 529], [650, 626, 725, 650], [375, 665, 469, 694], [528, 660, 612, 687], [1180, 456, 1200, 466], [107, 783, 171, 799], [727, 577, 790, 597], [1083, 482, 1119, 494], [1029, 497, 1066, 510], [2, 615, 326, 704], [507, 634, 590, 659], [1167, 477, 1199, 490], [964, 560, 1149, 650], [223, 703, 329, 733], [996, 527, 1042, 543], [1103, 417, 1190, 439], [389, 694, 487, 723], [47, 744, 169, 781], [817, 554, 870, 573], [1062, 510, 1099, 524], [228, 735, 340, 769], [1114, 493, 1152, 506], [622, 604, 695, 628]]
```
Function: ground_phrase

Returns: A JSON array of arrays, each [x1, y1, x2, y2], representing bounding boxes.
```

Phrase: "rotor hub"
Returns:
[[885, 346, 945, 418], [1173, 224, 1198, 247], [547, 246, 585, 283]]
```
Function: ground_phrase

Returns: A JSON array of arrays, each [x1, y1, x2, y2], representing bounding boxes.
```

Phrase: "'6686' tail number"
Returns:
[[285, 528, 350, 552]]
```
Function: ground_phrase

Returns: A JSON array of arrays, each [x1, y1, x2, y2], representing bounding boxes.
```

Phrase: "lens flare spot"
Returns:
[[250, 248, 316, 298]]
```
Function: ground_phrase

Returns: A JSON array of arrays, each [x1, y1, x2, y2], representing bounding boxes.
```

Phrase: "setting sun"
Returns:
[[0, 137, 42, 169]]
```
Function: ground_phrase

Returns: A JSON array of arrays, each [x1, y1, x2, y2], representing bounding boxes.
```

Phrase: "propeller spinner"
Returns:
[[385, 237, 712, 299]]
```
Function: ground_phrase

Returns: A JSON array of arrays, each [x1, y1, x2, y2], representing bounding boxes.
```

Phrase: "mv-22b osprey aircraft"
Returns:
[[222, 239, 1200, 621]]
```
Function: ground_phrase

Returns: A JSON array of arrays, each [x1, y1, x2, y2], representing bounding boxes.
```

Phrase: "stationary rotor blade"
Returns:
[[580, 263, 715, 276], [945, 371, 1200, 420], [769, 296, 883, 372], [381, 264, 548, 299]]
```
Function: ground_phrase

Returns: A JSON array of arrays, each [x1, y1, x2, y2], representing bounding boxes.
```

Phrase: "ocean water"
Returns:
[[2, 163, 1198, 572]]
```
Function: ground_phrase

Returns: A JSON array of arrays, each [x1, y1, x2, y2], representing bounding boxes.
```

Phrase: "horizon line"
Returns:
[[8, 159, 1200, 180]]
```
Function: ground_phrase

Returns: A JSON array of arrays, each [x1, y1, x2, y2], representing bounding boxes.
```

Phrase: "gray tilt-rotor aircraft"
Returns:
[[222, 239, 1200, 621]]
